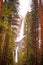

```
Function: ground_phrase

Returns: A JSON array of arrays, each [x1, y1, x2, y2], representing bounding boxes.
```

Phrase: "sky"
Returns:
[[19, 0, 32, 16]]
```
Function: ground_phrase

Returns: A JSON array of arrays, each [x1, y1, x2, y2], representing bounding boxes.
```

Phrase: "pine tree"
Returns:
[[31, 0, 39, 65], [1, 0, 19, 65]]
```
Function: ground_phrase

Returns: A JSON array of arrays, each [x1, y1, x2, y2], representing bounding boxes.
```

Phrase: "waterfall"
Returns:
[[19, 18, 25, 40], [15, 17, 25, 42], [15, 0, 32, 63], [15, 46, 18, 63], [15, 17, 25, 63]]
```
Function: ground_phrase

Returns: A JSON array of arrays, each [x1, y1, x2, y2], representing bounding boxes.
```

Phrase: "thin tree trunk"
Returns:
[[0, 0, 2, 16], [39, 0, 43, 49], [31, 0, 39, 65], [0, 33, 3, 65], [2, 32, 10, 65], [0, 0, 3, 62], [5, 0, 6, 3]]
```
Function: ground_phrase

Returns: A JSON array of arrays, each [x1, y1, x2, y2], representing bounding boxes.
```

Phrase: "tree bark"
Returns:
[[2, 32, 10, 65], [39, 0, 43, 49], [31, 0, 39, 65], [0, 0, 2, 16]]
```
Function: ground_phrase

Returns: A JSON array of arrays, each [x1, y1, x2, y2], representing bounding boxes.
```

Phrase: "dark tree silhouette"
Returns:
[[39, 0, 43, 65], [0, 0, 2, 16], [31, 0, 39, 65], [39, 0, 43, 49], [1, 0, 19, 65]]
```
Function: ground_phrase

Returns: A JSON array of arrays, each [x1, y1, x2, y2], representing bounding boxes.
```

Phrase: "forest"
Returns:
[[0, 0, 43, 65]]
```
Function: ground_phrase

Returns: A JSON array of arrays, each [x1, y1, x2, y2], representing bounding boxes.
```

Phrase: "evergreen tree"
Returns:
[[31, 0, 39, 65], [0, 0, 19, 65]]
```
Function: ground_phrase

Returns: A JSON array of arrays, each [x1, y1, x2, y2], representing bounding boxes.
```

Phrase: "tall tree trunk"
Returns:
[[0, 33, 3, 65], [0, 0, 3, 62], [5, 0, 7, 3], [0, 0, 2, 16], [39, 0, 43, 49], [39, 0, 43, 65], [31, 0, 39, 65], [2, 31, 10, 65]]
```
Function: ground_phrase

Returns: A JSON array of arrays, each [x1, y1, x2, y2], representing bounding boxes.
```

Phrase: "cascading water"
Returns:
[[15, 17, 25, 42], [15, 0, 32, 63], [15, 17, 25, 63]]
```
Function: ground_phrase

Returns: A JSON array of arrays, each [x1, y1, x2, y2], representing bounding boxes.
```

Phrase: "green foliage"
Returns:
[[19, 50, 26, 65], [0, 0, 18, 65], [0, 18, 14, 65], [28, 53, 35, 65], [0, 19, 4, 25], [9, 0, 19, 13], [2, 3, 12, 17], [40, 51, 43, 65], [7, 32, 14, 65], [0, 26, 6, 64]]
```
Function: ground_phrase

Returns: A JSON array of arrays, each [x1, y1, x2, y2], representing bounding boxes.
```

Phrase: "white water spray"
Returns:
[[15, 46, 18, 63], [15, 0, 32, 63], [15, 18, 25, 42]]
